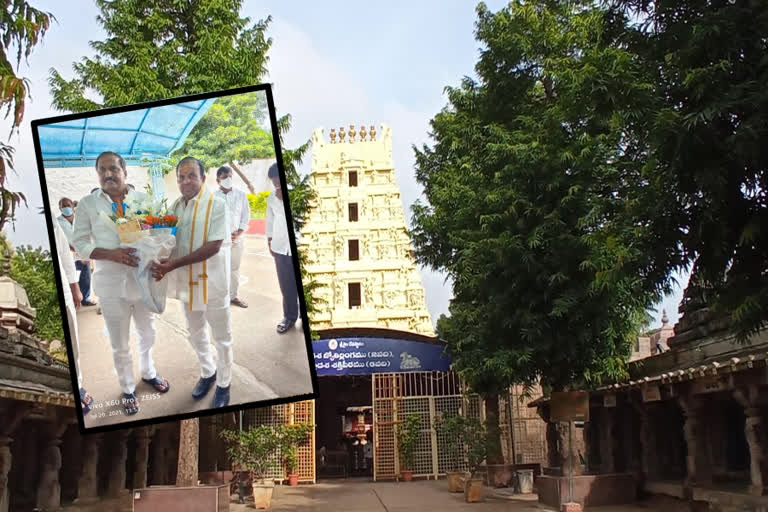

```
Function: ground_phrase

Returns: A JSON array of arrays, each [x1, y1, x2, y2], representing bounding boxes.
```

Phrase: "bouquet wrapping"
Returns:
[[103, 191, 179, 314]]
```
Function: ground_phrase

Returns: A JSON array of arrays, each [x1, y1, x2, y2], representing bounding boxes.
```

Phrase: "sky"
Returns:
[[5, 0, 686, 331]]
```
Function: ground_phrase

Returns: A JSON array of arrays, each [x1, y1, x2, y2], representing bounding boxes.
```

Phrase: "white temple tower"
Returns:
[[301, 123, 434, 336]]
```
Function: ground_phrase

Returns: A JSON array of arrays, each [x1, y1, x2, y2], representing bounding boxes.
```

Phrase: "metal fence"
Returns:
[[236, 375, 547, 483], [246, 401, 316, 483]]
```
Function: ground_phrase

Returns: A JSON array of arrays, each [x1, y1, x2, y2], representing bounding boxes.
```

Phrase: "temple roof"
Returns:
[[0, 378, 74, 406]]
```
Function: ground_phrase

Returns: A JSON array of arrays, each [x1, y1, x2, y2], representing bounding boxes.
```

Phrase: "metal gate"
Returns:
[[372, 371, 479, 481], [247, 400, 316, 483], [500, 384, 548, 464], [372, 375, 548, 481]]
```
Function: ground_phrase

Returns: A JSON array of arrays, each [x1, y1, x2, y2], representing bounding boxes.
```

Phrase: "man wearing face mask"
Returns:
[[57, 197, 96, 307], [215, 166, 250, 308]]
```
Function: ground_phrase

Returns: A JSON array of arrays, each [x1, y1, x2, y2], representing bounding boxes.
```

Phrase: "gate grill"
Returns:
[[372, 374, 548, 481], [246, 401, 316, 483]]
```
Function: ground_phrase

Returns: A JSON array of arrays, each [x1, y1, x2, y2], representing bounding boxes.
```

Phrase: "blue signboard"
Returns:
[[312, 337, 452, 376]]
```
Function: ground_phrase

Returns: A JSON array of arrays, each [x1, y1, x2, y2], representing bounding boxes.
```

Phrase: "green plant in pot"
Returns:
[[397, 413, 421, 481], [461, 417, 488, 503], [220, 426, 282, 509], [280, 423, 314, 486], [436, 413, 467, 493]]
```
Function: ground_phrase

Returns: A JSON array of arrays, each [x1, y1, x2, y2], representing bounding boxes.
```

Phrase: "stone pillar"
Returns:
[[36, 423, 69, 512], [679, 395, 712, 488], [107, 430, 132, 497], [0, 437, 11, 512], [631, 401, 659, 480], [599, 409, 616, 474], [0, 404, 29, 512], [733, 386, 768, 496], [151, 426, 174, 486], [538, 406, 561, 470], [75, 434, 103, 504], [133, 427, 154, 490]]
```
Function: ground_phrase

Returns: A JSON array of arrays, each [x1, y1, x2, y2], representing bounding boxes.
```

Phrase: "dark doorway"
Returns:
[[316, 376, 373, 479]]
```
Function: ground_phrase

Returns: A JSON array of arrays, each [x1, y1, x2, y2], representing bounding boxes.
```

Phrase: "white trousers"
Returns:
[[230, 238, 244, 299], [64, 302, 83, 389], [183, 297, 233, 388], [100, 297, 158, 394]]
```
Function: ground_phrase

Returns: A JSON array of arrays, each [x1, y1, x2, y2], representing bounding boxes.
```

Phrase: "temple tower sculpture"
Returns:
[[301, 124, 434, 335]]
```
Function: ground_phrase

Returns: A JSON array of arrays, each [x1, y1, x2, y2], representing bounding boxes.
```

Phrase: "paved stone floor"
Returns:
[[75, 235, 315, 428], [224, 479, 690, 511], [59, 479, 693, 511]]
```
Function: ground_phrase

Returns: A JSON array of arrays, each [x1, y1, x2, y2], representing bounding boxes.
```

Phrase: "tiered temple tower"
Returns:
[[301, 124, 434, 336]]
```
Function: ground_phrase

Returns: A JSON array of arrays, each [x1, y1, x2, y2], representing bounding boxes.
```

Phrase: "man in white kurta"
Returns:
[[53, 221, 94, 414], [215, 165, 251, 308], [152, 156, 233, 408], [72, 151, 170, 416]]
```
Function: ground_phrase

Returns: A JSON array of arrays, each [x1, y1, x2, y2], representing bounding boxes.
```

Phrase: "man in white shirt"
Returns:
[[72, 151, 170, 416], [265, 163, 299, 334], [151, 156, 233, 408], [53, 221, 93, 415], [215, 165, 250, 308], [57, 197, 96, 307]]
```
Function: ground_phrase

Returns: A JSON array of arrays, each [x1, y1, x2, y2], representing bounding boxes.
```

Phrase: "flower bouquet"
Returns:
[[101, 190, 179, 314]]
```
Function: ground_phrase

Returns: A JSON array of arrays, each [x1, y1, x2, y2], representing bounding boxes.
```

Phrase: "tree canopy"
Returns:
[[0, 1, 53, 231], [415, 1, 657, 392], [172, 91, 274, 194], [5, 244, 63, 342], [604, 0, 768, 342]]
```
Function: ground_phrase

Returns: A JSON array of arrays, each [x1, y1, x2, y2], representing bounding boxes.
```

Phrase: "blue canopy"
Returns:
[[38, 99, 216, 168]]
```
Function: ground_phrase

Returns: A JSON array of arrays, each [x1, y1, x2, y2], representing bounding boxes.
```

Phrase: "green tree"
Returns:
[[172, 91, 274, 194], [0, 1, 53, 230], [47, 0, 320, 483], [412, 1, 655, 399], [5, 244, 63, 341], [606, 0, 768, 342]]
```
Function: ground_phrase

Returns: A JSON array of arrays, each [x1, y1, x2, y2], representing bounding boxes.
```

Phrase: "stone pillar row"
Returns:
[[0, 410, 169, 512]]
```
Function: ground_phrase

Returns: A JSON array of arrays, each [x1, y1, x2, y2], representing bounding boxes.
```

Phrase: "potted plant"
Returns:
[[397, 413, 421, 481], [461, 417, 488, 503], [436, 414, 467, 492], [279, 423, 314, 486], [220, 425, 282, 509]]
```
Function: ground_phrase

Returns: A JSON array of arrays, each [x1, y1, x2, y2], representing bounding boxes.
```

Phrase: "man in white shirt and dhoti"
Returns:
[[266, 163, 299, 334], [152, 156, 234, 408], [72, 151, 170, 416], [215, 165, 250, 309], [53, 221, 93, 415]]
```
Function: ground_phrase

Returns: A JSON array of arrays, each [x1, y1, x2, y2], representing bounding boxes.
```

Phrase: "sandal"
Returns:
[[231, 297, 248, 308], [80, 388, 93, 415], [142, 375, 171, 393], [123, 393, 139, 415]]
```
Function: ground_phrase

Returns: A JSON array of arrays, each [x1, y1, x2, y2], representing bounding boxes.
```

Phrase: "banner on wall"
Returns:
[[312, 337, 451, 376]]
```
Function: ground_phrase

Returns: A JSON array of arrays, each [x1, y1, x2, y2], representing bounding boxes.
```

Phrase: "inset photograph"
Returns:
[[32, 84, 317, 433]]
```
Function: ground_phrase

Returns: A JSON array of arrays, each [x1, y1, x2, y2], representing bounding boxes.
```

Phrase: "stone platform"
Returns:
[[536, 473, 637, 509]]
